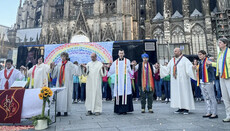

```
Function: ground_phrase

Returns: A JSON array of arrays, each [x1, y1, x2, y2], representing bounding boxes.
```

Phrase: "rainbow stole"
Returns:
[[115, 58, 128, 105], [221, 48, 229, 79], [141, 62, 154, 91], [173, 55, 183, 79], [48, 73, 52, 83], [197, 58, 209, 86], [31, 65, 37, 88]]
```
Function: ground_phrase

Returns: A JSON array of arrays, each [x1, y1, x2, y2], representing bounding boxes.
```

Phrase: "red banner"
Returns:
[[0, 89, 25, 123]]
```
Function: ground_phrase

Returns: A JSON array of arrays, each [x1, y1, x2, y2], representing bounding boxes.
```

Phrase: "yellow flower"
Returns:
[[48, 90, 53, 97], [44, 90, 49, 94], [48, 88, 52, 92], [43, 93, 48, 98], [43, 87, 49, 92], [39, 93, 43, 100]]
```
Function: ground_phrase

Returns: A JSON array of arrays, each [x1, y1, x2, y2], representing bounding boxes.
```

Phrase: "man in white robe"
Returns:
[[160, 48, 196, 114], [0, 59, 25, 89], [27, 57, 50, 88], [82, 53, 106, 116], [51, 52, 81, 116], [108, 49, 134, 114]]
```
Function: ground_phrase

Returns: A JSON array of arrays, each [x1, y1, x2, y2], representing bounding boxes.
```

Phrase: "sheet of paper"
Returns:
[[11, 81, 27, 88]]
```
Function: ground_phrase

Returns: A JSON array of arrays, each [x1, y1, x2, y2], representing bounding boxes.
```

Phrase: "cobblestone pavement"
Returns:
[[44, 100, 230, 131], [1, 100, 230, 131]]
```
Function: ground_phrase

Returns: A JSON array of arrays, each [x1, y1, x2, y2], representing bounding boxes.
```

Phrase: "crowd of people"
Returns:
[[0, 38, 230, 122]]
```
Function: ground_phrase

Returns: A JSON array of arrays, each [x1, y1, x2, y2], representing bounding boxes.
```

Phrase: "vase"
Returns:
[[35, 119, 48, 130]]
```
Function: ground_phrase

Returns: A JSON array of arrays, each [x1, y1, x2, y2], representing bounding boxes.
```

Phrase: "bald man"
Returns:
[[82, 53, 107, 116], [160, 48, 196, 114]]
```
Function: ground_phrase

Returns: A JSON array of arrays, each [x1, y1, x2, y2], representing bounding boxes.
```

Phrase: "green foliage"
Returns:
[[31, 115, 52, 126]]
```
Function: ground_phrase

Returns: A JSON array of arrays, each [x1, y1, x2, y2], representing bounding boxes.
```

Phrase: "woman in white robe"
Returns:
[[27, 57, 50, 88]]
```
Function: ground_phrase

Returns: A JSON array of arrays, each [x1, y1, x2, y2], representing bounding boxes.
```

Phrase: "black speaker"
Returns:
[[16, 46, 28, 69]]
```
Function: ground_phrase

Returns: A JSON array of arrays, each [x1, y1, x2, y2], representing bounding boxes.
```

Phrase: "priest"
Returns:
[[108, 49, 134, 114], [27, 57, 50, 88], [160, 48, 196, 114], [50, 52, 81, 116], [0, 59, 26, 89], [82, 53, 106, 116]]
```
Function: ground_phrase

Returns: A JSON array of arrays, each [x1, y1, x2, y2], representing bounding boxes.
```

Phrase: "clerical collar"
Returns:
[[119, 58, 124, 61]]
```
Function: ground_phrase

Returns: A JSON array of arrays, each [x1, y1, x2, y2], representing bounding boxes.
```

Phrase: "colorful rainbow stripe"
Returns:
[[221, 48, 229, 79], [44, 42, 113, 64], [197, 57, 209, 86], [141, 62, 154, 91], [115, 58, 128, 105]]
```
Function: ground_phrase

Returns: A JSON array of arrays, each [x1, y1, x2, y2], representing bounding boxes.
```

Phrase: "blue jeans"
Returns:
[[155, 80, 162, 97], [215, 79, 222, 100], [195, 85, 202, 98], [72, 83, 79, 100], [81, 83, 86, 101], [191, 80, 202, 98], [102, 82, 108, 99], [163, 81, 170, 99], [111, 83, 114, 99]]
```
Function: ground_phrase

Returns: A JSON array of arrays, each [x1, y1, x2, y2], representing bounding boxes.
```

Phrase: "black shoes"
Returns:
[[141, 109, 145, 113], [174, 109, 183, 114], [56, 112, 61, 117], [64, 112, 68, 116], [86, 111, 93, 116], [148, 109, 154, 113], [174, 109, 189, 114], [203, 114, 212, 118], [183, 109, 189, 115], [203, 114, 218, 119], [209, 115, 218, 119], [56, 112, 68, 116]]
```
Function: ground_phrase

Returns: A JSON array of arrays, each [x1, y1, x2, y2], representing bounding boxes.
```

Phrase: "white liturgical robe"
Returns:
[[108, 58, 133, 97], [0, 67, 25, 89], [160, 56, 196, 110], [27, 63, 50, 88], [84, 60, 106, 113], [51, 61, 81, 112]]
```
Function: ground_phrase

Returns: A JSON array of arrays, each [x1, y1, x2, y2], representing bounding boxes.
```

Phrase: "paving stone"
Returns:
[[4, 100, 230, 131]]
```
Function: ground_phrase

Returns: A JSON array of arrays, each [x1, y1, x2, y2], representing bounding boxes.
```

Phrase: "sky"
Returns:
[[0, 0, 24, 27]]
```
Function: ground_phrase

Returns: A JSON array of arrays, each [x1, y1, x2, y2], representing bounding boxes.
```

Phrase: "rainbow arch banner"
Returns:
[[44, 42, 113, 64]]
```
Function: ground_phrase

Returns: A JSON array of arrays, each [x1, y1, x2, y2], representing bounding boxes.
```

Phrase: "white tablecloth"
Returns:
[[21, 87, 65, 118]]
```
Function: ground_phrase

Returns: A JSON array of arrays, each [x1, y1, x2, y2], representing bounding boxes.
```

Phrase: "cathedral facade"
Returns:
[[13, 0, 230, 62]]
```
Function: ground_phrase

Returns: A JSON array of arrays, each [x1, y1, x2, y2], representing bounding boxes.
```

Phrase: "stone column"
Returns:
[[145, 0, 151, 39], [42, 0, 50, 22], [116, 0, 125, 40], [202, 0, 215, 57], [163, 0, 172, 43], [182, 0, 192, 53], [124, 0, 133, 40], [63, 0, 70, 20], [92, 0, 102, 41]]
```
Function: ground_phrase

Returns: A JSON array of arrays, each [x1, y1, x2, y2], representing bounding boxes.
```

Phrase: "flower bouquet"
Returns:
[[31, 87, 53, 130]]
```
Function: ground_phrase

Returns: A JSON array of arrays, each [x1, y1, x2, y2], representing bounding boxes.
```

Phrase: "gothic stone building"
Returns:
[[14, 0, 230, 62]]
